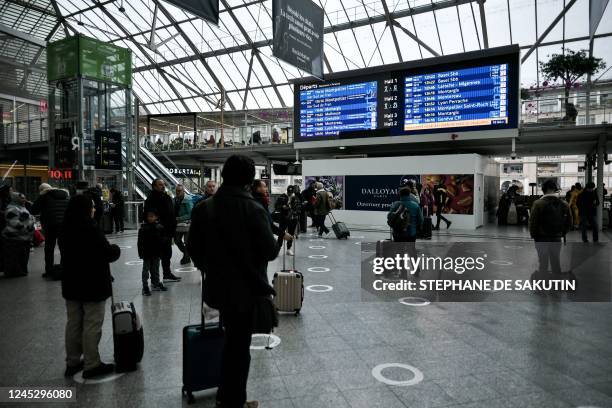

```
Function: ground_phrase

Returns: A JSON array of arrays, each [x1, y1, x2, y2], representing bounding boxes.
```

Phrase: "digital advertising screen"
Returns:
[[294, 46, 519, 142]]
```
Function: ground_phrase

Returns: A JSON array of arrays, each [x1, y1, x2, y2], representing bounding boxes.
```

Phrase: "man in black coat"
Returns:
[[576, 181, 599, 243], [188, 155, 278, 408], [31, 183, 69, 277], [144, 179, 181, 282]]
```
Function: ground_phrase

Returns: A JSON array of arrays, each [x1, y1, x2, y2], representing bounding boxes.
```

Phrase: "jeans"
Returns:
[[175, 231, 189, 257], [65, 300, 106, 371], [160, 238, 172, 276], [142, 257, 161, 286], [43, 225, 60, 274], [435, 206, 450, 229], [580, 214, 598, 242], [278, 218, 298, 249], [534, 241, 562, 274], [216, 308, 254, 408]]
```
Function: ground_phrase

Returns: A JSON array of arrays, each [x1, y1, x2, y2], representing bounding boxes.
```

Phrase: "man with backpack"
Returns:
[[529, 179, 572, 274], [576, 181, 599, 243], [387, 187, 424, 277]]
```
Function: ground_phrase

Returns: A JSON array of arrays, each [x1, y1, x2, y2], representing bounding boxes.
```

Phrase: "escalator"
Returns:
[[121, 145, 187, 200]]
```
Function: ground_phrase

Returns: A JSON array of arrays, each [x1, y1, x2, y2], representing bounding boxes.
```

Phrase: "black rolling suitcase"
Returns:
[[182, 281, 224, 404], [111, 297, 144, 373], [102, 213, 113, 234], [420, 207, 433, 240], [329, 212, 350, 239]]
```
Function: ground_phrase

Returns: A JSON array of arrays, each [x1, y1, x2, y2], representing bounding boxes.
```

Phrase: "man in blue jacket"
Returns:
[[174, 184, 193, 265], [388, 187, 424, 277]]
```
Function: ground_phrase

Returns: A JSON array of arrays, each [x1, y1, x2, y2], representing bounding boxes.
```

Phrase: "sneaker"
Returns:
[[82, 362, 115, 379], [286, 249, 294, 256], [163, 273, 182, 282], [64, 360, 84, 377], [152, 283, 168, 292], [446, 221, 452, 229], [244, 402, 259, 408], [142, 286, 151, 296], [180, 256, 191, 265]]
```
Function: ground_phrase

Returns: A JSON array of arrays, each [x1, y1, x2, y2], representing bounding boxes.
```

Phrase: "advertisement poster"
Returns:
[[344, 175, 416, 212], [273, 0, 324, 78], [422, 174, 474, 214], [304, 176, 344, 201]]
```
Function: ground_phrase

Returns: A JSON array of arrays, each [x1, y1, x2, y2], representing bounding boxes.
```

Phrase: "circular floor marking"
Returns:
[[490, 260, 513, 266], [503, 245, 523, 249], [399, 297, 431, 307], [125, 260, 143, 266], [307, 267, 330, 273], [73, 371, 125, 384], [250, 334, 281, 350], [309, 239, 325, 242], [308, 245, 326, 249], [306, 284, 333, 292], [308, 255, 328, 259], [351, 236, 365, 239], [466, 250, 485, 254], [354, 242, 362, 245], [371, 363, 424, 386], [175, 266, 197, 273], [118, 245, 132, 249]]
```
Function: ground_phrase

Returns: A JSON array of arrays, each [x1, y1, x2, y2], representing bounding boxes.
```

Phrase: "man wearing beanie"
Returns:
[[31, 183, 70, 278]]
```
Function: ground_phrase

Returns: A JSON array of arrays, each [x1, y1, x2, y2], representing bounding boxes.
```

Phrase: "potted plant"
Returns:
[[539, 50, 605, 123]]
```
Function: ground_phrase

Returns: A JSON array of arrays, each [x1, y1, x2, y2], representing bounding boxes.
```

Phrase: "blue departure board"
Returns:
[[404, 64, 508, 131], [299, 81, 377, 138], [293, 47, 518, 141]]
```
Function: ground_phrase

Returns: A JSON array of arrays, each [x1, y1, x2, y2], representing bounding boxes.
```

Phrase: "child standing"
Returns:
[[138, 208, 167, 296]]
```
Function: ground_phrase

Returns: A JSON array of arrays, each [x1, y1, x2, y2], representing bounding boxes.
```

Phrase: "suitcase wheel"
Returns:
[[294, 309, 301, 316]]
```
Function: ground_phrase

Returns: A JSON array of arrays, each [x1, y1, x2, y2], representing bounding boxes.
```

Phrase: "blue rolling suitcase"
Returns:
[[182, 282, 224, 404]]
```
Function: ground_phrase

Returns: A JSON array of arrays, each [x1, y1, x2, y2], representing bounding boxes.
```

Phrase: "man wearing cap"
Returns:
[[31, 183, 70, 277], [529, 179, 572, 274]]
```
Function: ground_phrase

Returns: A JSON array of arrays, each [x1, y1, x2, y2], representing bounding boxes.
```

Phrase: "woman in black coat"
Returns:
[[59, 194, 120, 379]]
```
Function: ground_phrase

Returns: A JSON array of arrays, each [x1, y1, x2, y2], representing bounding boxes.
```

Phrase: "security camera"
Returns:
[[510, 152, 517, 160]]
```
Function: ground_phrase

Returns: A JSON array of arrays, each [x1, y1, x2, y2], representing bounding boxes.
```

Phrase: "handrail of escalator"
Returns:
[[139, 145, 182, 188]]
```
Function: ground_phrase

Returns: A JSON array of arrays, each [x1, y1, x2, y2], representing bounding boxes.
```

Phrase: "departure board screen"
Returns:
[[404, 64, 508, 130], [294, 47, 519, 142], [300, 81, 377, 138]]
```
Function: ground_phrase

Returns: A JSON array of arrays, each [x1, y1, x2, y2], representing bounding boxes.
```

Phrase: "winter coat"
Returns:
[[314, 189, 331, 216], [576, 189, 599, 217], [144, 190, 176, 237], [59, 219, 120, 302], [188, 185, 278, 312], [137, 222, 164, 259], [2, 198, 35, 242], [31, 188, 69, 229], [174, 195, 194, 223], [388, 195, 424, 237]]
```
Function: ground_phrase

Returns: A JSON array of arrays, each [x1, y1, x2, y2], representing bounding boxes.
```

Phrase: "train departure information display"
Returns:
[[299, 81, 377, 138], [404, 64, 508, 131], [294, 47, 519, 142]]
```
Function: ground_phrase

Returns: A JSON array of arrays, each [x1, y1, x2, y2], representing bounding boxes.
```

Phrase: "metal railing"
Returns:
[[521, 92, 612, 127]]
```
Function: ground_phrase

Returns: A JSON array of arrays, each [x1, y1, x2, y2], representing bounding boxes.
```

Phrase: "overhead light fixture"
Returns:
[[339, 146, 346, 150]]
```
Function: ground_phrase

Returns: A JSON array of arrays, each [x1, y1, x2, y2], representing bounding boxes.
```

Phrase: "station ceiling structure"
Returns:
[[1, 0, 611, 115]]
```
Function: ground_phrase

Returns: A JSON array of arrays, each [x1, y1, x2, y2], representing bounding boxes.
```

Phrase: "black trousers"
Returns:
[[3, 239, 31, 277], [315, 214, 329, 235], [217, 308, 253, 408], [435, 206, 450, 228], [174, 231, 189, 258], [111, 209, 124, 232], [44, 225, 60, 274], [277, 218, 298, 249], [161, 238, 172, 276]]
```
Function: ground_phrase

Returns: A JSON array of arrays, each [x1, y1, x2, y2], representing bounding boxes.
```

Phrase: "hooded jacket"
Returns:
[[144, 189, 176, 237]]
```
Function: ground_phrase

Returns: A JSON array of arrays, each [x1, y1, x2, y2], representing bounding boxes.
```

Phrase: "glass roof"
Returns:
[[1, 0, 611, 114]]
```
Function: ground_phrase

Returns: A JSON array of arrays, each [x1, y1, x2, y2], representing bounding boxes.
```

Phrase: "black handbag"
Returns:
[[252, 295, 279, 334]]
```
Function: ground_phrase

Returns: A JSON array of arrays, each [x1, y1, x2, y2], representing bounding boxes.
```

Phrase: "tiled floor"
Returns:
[[1, 224, 612, 407]]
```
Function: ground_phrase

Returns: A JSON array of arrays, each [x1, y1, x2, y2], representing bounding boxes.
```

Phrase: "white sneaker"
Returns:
[[286, 249, 294, 256]]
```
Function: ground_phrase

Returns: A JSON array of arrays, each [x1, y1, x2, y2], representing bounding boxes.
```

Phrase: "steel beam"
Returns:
[[0, 23, 46, 47], [477, 0, 489, 49], [154, 0, 237, 110], [134, 0, 474, 73], [391, 20, 440, 57], [521, 0, 577, 63], [0, 56, 45, 74], [381, 0, 402, 62], [219, 0, 285, 107], [242, 51, 255, 110]]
